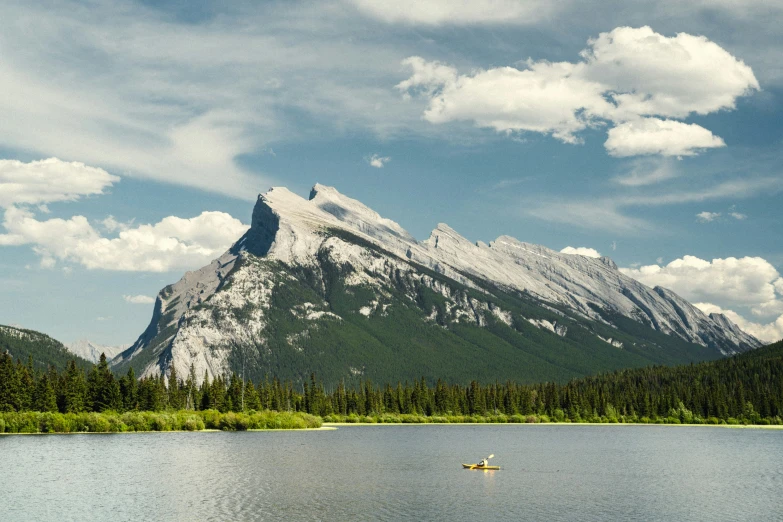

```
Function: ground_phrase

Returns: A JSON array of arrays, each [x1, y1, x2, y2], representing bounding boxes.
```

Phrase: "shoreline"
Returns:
[[323, 422, 783, 429], [0, 426, 337, 436]]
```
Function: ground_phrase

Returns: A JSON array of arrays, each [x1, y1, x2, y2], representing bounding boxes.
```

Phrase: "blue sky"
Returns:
[[1, 0, 782, 345]]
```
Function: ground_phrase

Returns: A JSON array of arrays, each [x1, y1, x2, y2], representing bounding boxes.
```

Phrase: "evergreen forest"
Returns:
[[1, 339, 781, 431]]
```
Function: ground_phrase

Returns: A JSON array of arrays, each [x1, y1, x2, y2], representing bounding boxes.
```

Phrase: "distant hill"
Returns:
[[66, 339, 129, 364], [0, 325, 92, 372]]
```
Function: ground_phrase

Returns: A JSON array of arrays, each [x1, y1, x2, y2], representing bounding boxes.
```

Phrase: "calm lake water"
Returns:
[[2, 425, 782, 521]]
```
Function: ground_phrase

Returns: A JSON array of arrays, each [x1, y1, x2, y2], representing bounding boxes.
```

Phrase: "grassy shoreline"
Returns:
[[321, 412, 783, 426], [324, 421, 783, 429], [0, 410, 321, 434], [3, 409, 780, 434]]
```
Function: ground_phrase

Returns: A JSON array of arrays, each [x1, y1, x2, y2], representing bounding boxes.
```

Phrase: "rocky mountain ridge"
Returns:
[[113, 184, 761, 385]]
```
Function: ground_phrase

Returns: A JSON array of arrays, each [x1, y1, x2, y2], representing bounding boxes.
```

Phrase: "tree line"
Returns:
[[1, 339, 782, 424]]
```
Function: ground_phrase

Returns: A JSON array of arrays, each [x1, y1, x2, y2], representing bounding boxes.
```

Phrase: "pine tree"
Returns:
[[0, 352, 20, 411], [32, 372, 58, 412], [120, 367, 138, 411], [87, 353, 121, 412], [62, 360, 87, 413], [168, 363, 182, 410]]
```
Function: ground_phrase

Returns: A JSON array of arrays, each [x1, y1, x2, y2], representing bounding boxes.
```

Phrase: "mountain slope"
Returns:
[[113, 185, 760, 386], [0, 325, 92, 372]]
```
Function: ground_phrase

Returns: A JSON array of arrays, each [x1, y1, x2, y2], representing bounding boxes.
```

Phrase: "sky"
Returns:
[[1, 0, 782, 346]]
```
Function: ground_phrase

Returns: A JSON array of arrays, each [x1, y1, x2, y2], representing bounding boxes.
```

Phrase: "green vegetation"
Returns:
[[0, 410, 320, 434], [0, 325, 92, 372], [2, 323, 780, 431], [313, 339, 783, 425]]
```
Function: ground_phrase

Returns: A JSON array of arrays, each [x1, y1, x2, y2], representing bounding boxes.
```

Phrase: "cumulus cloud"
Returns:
[[0, 158, 118, 208], [399, 26, 758, 156], [621, 255, 780, 305], [560, 246, 601, 258], [621, 255, 783, 343], [730, 212, 748, 220], [123, 294, 155, 304], [696, 211, 721, 223], [398, 57, 610, 144], [580, 26, 759, 118], [0, 207, 248, 272], [368, 154, 391, 168], [349, 0, 558, 25], [605, 119, 725, 157]]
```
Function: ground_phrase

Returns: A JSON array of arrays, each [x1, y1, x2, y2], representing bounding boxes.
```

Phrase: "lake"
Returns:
[[2, 425, 782, 521]]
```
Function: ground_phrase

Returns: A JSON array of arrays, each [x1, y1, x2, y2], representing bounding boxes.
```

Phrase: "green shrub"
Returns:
[[200, 410, 222, 429], [182, 415, 205, 431]]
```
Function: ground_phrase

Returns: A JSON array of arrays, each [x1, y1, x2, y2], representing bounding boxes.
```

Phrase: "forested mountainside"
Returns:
[[0, 325, 92, 372]]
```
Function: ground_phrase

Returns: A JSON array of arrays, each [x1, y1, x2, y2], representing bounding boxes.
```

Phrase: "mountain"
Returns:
[[66, 339, 129, 364], [113, 184, 761, 386], [0, 325, 92, 371]]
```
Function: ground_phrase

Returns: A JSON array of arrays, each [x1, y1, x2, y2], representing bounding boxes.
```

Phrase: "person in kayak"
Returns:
[[478, 456, 490, 467]]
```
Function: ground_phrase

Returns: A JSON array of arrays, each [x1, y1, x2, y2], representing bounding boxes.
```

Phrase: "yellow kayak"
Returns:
[[462, 463, 500, 470]]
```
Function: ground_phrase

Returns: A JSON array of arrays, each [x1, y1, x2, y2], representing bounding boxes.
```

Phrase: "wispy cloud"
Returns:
[[523, 176, 782, 233], [612, 158, 678, 187], [0, 0, 424, 199], [348, 0, 561, 26]]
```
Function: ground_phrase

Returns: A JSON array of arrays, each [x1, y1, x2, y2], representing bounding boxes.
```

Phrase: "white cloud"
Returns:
[[621, 255, 780, 305], [581, 26, 759, 119], [622, 254, 783, 342], [348, 0, 559, 25], [730, 212, 748, 220], [398, 57, 610, 144], [560, 246, 601, 258], [368, 154, 391, 168], [399, 26, 758, 156], [0, 158, 119, 208], [100, 216, 133, 233], [123, 295, 155, 304], [0, 207, 249, 272], [696, 211, 721, 222], [605, 119, 725, 157]]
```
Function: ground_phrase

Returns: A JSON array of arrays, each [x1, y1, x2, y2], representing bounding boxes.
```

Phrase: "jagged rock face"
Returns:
[[113, 184, 761, 385]]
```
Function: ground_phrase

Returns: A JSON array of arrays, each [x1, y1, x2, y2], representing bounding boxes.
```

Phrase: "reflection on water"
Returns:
[[1, 425, 782, 521]]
